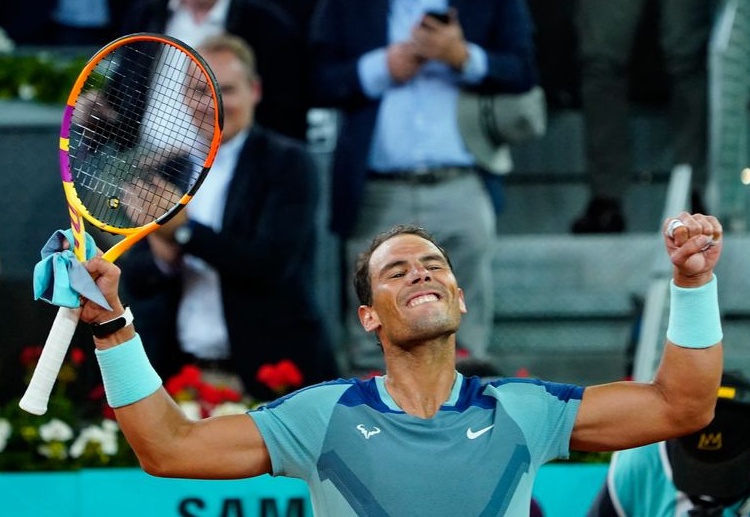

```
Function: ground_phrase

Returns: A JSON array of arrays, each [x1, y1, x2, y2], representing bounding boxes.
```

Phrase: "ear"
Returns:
[[358, 305, 381, 333], [457, 288, 467, 314]]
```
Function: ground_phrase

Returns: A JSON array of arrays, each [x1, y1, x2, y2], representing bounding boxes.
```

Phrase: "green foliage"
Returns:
[[0, 346, 138, 471], [0, 53, 93, 104]]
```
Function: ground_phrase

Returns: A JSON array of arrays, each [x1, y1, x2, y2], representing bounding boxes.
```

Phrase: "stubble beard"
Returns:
[[401, 308, 461, 344]]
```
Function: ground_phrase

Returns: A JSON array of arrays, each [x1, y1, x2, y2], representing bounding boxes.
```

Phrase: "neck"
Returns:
[[382, 344, 457, 418]]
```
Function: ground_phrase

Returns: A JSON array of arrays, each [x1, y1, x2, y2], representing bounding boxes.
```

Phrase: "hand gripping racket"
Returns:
[[19, 33, 223, 415]]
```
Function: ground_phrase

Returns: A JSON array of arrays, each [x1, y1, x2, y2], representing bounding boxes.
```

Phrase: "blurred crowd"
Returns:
[[0, 0, 718, 404]]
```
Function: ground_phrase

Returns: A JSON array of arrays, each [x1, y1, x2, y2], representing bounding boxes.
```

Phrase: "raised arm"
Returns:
[[571, 212, 724, 451], [80, 257, 271, 479]]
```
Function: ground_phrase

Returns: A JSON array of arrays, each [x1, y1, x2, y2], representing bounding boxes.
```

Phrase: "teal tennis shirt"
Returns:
[[249, 372, 583, 516]]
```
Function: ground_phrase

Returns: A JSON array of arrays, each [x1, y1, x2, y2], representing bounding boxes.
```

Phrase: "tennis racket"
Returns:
[[19, 33, 223, 415]]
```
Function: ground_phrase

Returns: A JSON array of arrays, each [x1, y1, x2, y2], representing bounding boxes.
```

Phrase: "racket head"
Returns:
[[59, 33, 224, 260]]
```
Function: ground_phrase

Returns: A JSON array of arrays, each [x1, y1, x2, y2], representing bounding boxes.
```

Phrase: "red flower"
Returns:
[[181, 365, 203, 384], [219, 386, 243, 403], [69, 347, 85, 366], [88, 384, 116, 419], [256, 360, 304, 394], [163, 365, 246, 418], [20, 345, 43, 367], [198, 383, 222, 405], [88, 384, 105, 400], [165, 365, 204, 396], [276, 360, 303, 387], [198, 383, 242, 405]]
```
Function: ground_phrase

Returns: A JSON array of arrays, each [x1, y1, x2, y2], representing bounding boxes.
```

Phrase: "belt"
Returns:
[[368, 166, 474, 185]]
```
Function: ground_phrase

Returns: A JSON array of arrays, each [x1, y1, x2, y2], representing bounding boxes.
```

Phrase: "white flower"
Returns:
[[0, 27, 15, 54], [179, 400, 202, 421], [17, 84, 36, 101], [38, 442, 68, 460], [0, 418, 11, 452], [70, 423, 118, 458], [39, 418, 74, 442], [210, 402, 249, 417], [101, 419, 119, 433]]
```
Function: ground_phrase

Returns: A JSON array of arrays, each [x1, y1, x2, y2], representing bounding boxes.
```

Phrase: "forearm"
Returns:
[[114, 386, 195, 476], [94, 328, 186, 474], [653, 275, 724, 431], [651, 341, 722, 433]]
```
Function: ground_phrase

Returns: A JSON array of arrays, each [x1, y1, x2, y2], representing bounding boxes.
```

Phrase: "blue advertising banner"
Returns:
[[0, 464, 608, 516]]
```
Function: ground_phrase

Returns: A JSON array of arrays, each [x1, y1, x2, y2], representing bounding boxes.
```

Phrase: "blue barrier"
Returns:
[[0, 463, 608, 516]]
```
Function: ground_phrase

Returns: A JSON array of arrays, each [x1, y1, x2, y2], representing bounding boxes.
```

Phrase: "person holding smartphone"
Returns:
[[308, 0, 539, 377]]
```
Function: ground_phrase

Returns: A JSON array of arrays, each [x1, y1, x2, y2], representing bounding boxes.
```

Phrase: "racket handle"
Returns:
[[19, 306, 81, 415]]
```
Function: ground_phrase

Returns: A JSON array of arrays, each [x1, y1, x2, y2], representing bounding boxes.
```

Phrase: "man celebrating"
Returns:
[[77, 211, 722, 516]]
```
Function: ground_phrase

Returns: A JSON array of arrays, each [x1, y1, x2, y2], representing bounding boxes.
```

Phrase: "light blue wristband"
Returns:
[[95, 334, 162, 408], [666, 276, 722, 349]]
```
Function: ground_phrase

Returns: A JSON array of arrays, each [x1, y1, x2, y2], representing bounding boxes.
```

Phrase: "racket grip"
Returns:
[[19, 306, 81, 415]]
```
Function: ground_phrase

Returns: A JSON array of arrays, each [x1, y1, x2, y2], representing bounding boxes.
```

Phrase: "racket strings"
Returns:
[[68, 39, 217, 230]]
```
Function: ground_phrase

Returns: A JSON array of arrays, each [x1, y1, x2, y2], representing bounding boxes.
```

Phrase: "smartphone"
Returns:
[[424, 10, 450, 24]]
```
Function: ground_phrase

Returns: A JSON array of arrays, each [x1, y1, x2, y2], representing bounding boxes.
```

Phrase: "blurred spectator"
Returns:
[[270, 0, 320, 39], [586, 371, 750, 516], [525, 0, 581, 110], [0, 0, 125, 46], [50, 0, 127, 46], [572, 0, 713, 233], [121, 0, 310, 141], [309, 0, 538, 374], [119, 34, 339, 401]]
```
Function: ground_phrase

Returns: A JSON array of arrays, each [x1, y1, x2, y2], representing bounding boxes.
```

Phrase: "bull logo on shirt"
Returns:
[[356, 424, 381, 439]]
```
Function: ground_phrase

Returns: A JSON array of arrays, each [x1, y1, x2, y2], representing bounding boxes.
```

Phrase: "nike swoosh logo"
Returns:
[[466, 425, 494, 440]]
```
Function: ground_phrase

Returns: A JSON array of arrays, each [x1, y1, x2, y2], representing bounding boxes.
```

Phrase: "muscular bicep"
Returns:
[[571, 381, 672, 452], [123, 398, 272, 480], [571, 342, 721, 452], [178, 413, 272, 479]]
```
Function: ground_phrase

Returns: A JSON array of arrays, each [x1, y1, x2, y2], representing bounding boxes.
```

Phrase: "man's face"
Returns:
[[358, 234, 466, 347], [186, 48, 260, 142]]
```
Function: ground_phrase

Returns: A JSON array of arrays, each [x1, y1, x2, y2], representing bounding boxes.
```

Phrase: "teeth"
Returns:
[[408, 294, 439, 307]]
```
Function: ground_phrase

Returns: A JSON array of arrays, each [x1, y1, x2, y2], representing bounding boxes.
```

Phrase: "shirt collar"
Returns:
[[375, 372, 464, 412]]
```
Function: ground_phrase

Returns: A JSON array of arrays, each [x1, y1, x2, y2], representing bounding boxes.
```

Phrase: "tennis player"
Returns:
[[77, 211, 723, 516]]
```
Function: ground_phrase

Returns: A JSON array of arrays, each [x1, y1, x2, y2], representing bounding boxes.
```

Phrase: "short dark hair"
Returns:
[[353, 224, 453, 306]]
